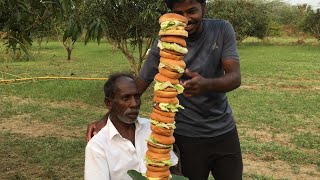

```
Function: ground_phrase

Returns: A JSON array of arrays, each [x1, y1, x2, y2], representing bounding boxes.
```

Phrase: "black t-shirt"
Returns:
[[139, 19, 239, 137]]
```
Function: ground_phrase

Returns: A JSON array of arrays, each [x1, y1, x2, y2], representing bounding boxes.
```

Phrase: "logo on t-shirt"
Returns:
[[212, 43, 219, 50]]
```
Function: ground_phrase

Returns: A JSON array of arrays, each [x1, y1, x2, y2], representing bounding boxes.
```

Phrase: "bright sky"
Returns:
[[286, 0, 320, 8]]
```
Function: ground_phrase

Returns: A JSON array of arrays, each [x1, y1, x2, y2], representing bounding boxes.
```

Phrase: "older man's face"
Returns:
[[110, 77, 141, 124]]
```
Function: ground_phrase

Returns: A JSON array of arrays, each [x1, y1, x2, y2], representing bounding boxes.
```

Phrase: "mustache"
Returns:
[[124, 109, 139, 115]]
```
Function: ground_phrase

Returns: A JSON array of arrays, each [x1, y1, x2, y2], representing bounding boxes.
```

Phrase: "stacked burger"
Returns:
[[145, 13, 188, 180]]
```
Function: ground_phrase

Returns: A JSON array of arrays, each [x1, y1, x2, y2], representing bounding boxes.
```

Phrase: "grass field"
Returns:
[[1, 38, 320, 180]]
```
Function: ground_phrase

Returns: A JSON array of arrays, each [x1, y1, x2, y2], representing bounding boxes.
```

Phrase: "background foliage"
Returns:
[[0, 0, 319, 71]]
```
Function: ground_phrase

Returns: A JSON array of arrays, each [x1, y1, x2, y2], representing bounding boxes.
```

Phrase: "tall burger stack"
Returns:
[[145, 13, 188, 180]]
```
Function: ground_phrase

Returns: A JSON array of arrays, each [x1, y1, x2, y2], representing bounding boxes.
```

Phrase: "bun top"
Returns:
[[160, 36, 186, 47], [150, 111, 175, 123], [151, 132, 175, 145], [160, 50, 184, 60], [146, 169, 170, 179], [145, 150, 170, 160], [152, 106, 176, 118], [160, 57, 186, 69], [159, 13, 188, 24], [153, 96, 179, 104], [155, 73, 179, 84]]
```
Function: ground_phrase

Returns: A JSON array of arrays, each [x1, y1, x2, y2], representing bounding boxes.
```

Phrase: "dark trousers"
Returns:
[[173, 127, 243, 180]]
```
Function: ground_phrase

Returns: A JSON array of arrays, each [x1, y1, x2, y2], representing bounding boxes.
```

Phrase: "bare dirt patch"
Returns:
[[0, 154, 45, 179], [244, 129, 291, 147], [242, 127, 319, 155], [4, 95, 103, 112], [240, 85, 261, 90], [243, 154, 320, 179], [241, 77, 320, 92], [0, 114, 84, 139]]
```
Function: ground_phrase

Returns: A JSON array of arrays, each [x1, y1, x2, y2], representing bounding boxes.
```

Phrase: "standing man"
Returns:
[[85, 73, 178, 180], [87, 0, 242, 179]]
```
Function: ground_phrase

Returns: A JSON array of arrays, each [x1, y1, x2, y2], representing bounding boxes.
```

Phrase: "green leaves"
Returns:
[[63, 19, 83, 44], [127, 170, 147, 180], [84, 18, 106, 45], [302, 8, 320, 41]]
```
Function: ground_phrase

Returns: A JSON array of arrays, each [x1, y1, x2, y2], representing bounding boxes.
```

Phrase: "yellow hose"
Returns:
[[0, 76, 108, 84]]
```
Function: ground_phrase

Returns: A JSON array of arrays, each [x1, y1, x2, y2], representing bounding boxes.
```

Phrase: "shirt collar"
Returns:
[[106, 115, 142, 140]]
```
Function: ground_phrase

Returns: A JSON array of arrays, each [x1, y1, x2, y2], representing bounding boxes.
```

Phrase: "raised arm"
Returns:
[[182, 59, 241, 97]]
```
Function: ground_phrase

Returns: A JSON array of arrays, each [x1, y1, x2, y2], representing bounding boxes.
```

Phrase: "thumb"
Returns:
[[185, 69, 199, 78]]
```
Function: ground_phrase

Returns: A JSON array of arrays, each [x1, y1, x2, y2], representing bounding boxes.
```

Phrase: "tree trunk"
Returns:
[[67, 48, 72, 60]]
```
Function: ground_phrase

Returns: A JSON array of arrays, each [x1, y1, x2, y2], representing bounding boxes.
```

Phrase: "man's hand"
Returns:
[[182, 69, 207, 97], [86, 115, 108, 142]]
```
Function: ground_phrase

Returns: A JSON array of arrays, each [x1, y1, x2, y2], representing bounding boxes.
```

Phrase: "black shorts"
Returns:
[[173, 127, 243, 180]]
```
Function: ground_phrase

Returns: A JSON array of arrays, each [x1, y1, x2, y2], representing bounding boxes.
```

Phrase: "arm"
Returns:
[[86, 114, 108, 142], [85, 142, 110, 180], [135, 77, 152, 95], [183, 21, 241, 97], [182, 59, 241, 97]]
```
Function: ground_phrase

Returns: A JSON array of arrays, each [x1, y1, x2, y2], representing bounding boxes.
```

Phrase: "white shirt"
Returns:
[[85, 117, 178, 180]]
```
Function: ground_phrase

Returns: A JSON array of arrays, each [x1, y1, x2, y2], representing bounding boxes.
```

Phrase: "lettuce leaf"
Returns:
[[150, 119, 176, 129], [159, 103, 184, 113], [157, 41, 188, 54], [154, 81, 184, 94], [160, 20, 186, 31], [158, 62, 185, 74]]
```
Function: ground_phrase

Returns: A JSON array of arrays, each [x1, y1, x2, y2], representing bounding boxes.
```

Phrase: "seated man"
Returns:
[[85, 73, 178, 180]]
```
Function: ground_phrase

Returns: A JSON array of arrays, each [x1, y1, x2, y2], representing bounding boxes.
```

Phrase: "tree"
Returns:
[[206, 0, 271, 41], [83, 0, 167, 75], [0, 0, 83, 59], [0, 0, 83, 60], [58, 0, 84, 60], [302, 8, 320, 41]]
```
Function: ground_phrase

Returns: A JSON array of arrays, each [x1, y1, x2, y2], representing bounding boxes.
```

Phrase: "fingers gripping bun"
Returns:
[[155, 73, 179, 84], [150, 111, 175, 123], [159, 13, 188, 24], [160, 36, 186, 47], [160, 50, 184, 60], [150, 132, 175, 145]]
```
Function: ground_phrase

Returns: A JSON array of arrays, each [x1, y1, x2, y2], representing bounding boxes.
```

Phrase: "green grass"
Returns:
[[1, 38, 320, 179]]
